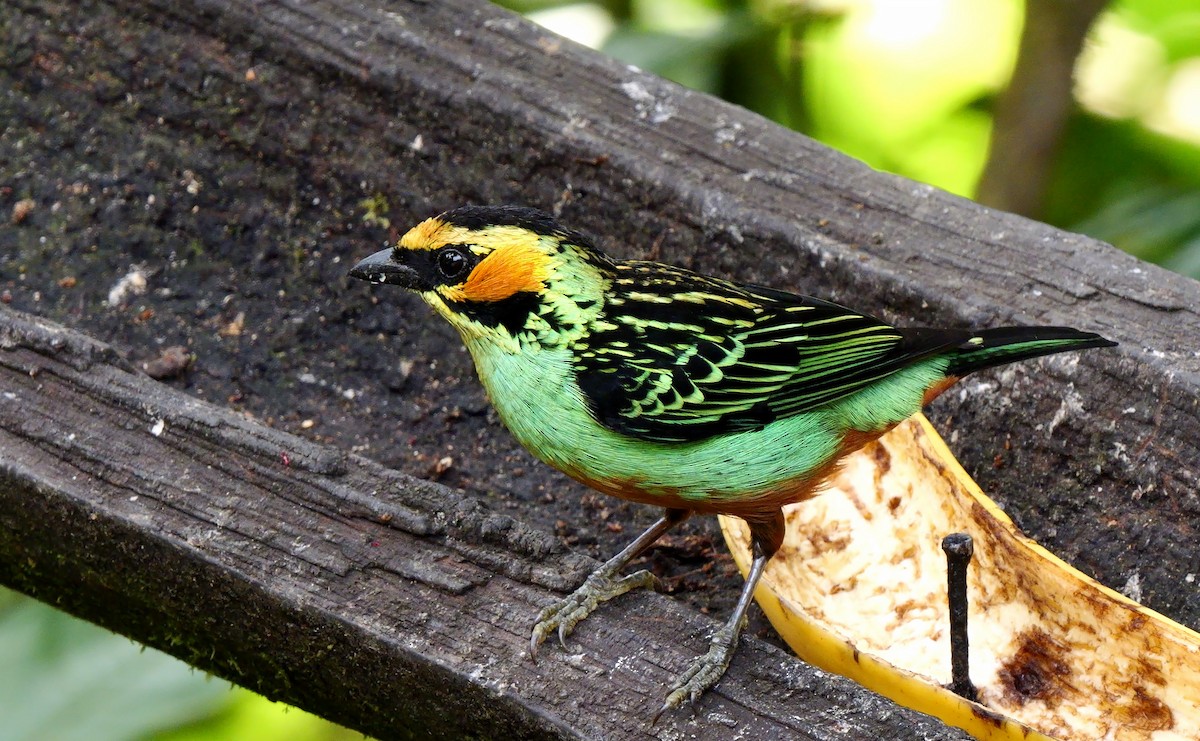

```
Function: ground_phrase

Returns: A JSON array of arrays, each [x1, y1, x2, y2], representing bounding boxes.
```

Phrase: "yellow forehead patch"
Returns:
[[400, 218, 549, 254], [441, 242, 553, 303], [399, 217, 453, 251]]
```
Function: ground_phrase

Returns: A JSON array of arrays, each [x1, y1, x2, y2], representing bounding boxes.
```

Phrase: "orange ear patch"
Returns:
[[446, 243, 552, 303]]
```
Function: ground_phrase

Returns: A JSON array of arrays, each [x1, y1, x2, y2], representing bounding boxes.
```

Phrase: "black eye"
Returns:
[[436, 247, 470, 280]]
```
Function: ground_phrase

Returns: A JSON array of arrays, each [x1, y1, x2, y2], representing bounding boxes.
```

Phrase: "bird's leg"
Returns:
[[654, 510, 783, 721], [531, 508, 691, 659]]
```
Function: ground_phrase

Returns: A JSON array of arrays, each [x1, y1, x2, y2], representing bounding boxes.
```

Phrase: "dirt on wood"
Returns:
[[0, 0, 760, 638]]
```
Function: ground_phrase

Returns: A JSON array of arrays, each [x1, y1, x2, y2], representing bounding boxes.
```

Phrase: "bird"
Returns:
[[348, 205, 1116, 718]]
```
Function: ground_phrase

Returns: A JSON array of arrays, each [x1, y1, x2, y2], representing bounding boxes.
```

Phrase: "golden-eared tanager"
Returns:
[[349, 205, 1115, 717]]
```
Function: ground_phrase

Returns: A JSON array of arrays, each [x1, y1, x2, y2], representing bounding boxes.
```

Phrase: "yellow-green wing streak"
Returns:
[[572, 261, 970, 444]]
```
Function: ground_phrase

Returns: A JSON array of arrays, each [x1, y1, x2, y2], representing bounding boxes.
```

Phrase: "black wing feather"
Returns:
[[573, 261, 964, 443]]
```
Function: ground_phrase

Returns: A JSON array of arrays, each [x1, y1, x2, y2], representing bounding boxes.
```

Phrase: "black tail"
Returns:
[[943, 326, 1116, 378]]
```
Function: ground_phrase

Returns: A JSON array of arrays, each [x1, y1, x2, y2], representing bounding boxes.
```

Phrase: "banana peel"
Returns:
[[720, 414, 1200, 741]]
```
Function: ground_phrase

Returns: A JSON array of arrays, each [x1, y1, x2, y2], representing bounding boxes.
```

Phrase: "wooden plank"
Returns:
[[0, 305, 971, 738]]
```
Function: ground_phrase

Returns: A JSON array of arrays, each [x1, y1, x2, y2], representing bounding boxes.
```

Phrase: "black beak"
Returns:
[[349, 248, 422, 289]]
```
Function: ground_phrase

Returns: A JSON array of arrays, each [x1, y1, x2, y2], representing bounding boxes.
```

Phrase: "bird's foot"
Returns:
[[530, 569, 658, 659], [653, 620, 743, 724]]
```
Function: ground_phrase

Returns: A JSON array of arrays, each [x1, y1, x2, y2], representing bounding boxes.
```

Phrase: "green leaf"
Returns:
[[0, 591, 233, 741]]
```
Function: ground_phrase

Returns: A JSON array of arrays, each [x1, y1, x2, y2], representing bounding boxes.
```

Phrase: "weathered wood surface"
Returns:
[[0, 306, 971, 739], [1, 0, 1198, 737]]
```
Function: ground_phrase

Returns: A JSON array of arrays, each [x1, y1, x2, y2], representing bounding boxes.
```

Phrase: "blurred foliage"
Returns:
[[0, 589, 227, 741], [512, 0, 1200, 277], [0, 588, 360, 741]]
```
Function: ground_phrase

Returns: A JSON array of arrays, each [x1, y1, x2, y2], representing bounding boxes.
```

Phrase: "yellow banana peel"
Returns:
[[720, 414, 1200, 741]]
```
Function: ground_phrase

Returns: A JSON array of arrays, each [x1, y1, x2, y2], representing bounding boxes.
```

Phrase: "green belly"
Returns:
[[467, 342, 946, 505]]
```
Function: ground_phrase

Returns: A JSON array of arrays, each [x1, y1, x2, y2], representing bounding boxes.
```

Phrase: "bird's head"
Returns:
[[350, 206, 608, 350]]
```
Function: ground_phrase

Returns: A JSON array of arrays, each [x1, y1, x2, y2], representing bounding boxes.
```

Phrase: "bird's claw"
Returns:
[[651, 623, 741, 725], [529, 569, 658, 660]]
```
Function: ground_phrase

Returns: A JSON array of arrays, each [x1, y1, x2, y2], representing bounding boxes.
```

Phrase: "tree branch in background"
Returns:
[[976, 0, 1110, 217]]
